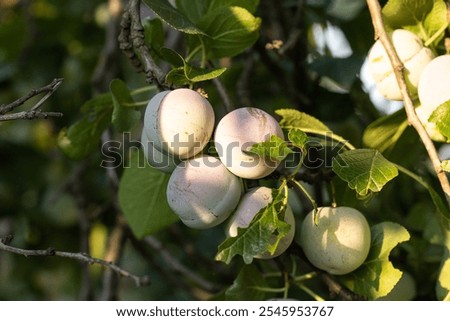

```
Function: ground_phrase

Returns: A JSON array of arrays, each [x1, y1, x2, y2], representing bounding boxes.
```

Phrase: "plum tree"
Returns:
[[226, 186, 295, 259], [214, 107, 285, 179], [367, 29, 434, 100], [300, 206, 371, 275], [143, 88, 215, 159], [166, 155, 242, 229]]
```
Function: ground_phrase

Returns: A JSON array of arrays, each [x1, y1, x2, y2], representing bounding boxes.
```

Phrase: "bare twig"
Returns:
[[118, 0, 166, 88], [211, 77, 234, 113], [0, 235, 151, 287], [366, 0, 450, 206], [0, 78, 63, 121], [144, 235, 219, 292], [237, 54, 255, 107], [321, 273, 367, 301]]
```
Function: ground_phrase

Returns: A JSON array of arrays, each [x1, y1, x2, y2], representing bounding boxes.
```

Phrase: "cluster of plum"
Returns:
[[140, 88, 371, 275], [367, 29, 450, 141]]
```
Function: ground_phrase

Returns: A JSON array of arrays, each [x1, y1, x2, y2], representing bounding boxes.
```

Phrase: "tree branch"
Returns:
[[366, 0, 450, 206], [0, 235, 151, 287], [320, 273, 367, 301], [118, 0, 166, 88], [144, 235, 219, 293], [0, 78, 63, 121]]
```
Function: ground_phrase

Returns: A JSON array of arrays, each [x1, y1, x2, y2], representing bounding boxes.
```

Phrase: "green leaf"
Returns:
[[326, 0, 366, 21], [436, 233, 450, 300], [275, 109, 331, 132], [248, 135, 293, 163], [340, 222, 411, 300], [165, 67, 191, 86], [308, 55, 364, 91], [160, 47, 185, 67], [332, 149, 399, 197], [442, 160, 450, 172], [110, 79, 141, 132], [382, 0, 432, 29], [57, 97, 113, 160], [395, 164, 450, 226], [423, 0, 449, 46], [161, 47, 227, 84], [184, 64, 227, 83], [195, 6, 261, 58], [362, 108, 408, 152], [225, 265, 268, 300], [118, 150, 179, 238], [429, 100, 450, 142], [176, 0, 260, 23], [382, 0, 448, 45], [143, 18, 165, 55], [215, 186, 291, 264], [142, 0, 205, 35], [288, 128, 308, 150]]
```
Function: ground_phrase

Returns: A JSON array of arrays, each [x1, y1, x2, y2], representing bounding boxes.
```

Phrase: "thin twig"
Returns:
[[211, 76, 234, 113], [321, 273, 367, 301], [237, 54, 255, 107], [0, 235, 151, 287], [366, 0, 450, 206], [0, 78, 63, 121], [144, 236, 219, 292], [0, 111, 63, 121]]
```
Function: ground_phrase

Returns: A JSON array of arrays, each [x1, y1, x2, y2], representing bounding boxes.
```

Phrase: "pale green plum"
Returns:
[[214, 107, 285, 179], [166, 155, 242, 229], [418, 54, 450, 111], [368, 29, 434, 100], [144, 88, 215, 159], [140, 129, 180, 173], [300, 206, 371, 275]]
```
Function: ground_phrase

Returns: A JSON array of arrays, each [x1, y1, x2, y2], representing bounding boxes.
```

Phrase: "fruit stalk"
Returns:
[[366, 0, 450, 207]]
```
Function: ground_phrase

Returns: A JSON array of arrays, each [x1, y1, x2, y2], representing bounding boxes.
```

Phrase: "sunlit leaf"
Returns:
[[275, 109, 331, 132], [340, 222, 410, 299], [248, 135, 292, 163], [363, 108, 408, 152], [196, 6, 261, 58], [332, 149, 398, 196], [176, 0, 260, 23], [429, 100, 450, 142], [215, 187, 291, 264], [288, 128, 308, 150]]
